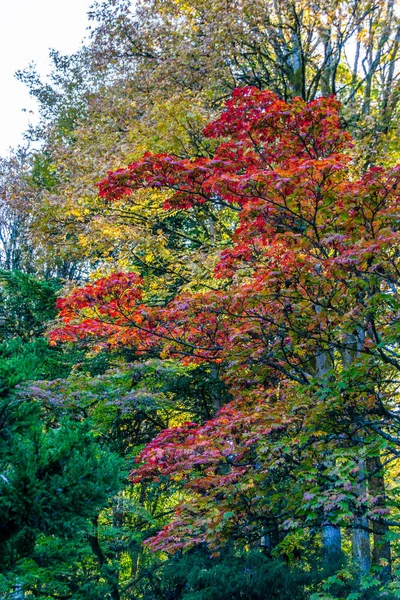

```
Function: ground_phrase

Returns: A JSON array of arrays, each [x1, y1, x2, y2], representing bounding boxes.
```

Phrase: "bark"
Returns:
[[89, 515, 121, 600], [315, 350, 343, 562], [313, 306, 343, 565], [352, 526, 371, 575], [322, 525, 342, 567], [352, 455, 371, 577], [260, 533, 272, 553], [380, 24, 400, 134], [367, 456, 392, 582], [341, 333, 371, 577], [210, 363, 223, 413], [12, 583, 24, 600], [260, 521, 280, 556], [130, 547, 141, 578]]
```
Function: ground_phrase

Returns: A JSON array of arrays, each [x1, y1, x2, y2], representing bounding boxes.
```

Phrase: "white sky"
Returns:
[[0, 0, 94, 155]]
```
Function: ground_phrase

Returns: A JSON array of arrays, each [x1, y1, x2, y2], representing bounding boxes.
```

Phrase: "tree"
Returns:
[[0, 394, 122, 599], [16, 0, 400, 291], [51, 87, 400, 593], [90, 0, 400, 149], [0, 152, 37, 273]]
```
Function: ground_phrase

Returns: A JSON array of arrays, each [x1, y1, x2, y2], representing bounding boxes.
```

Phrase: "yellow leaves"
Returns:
[[127, 93, 210, 158], [312, 430, 328, 438]]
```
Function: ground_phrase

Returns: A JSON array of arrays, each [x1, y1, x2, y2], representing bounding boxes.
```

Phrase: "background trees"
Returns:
[[11, 0, 400, 289]]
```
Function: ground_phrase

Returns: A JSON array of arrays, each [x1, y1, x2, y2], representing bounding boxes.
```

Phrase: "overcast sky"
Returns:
[[0, 0, 93, 155]]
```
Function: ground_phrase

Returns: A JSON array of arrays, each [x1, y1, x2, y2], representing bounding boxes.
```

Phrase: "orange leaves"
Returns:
[[53, 86, 400, 382], [204, 87, 352, 159], [51, 73, 400, 366], [50, 272, 146, 347], [56, 272, 143, 316], [51, 275, 230, 360], [96, 88, 352, 220], [49, 87, 400, 553]]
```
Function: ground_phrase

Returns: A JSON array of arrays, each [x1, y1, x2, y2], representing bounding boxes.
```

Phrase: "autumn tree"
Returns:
[[90, 0, 400, 152], [13, 0, 400, 291], [51, 87, 400, 595], [6, 1, 400, 596]]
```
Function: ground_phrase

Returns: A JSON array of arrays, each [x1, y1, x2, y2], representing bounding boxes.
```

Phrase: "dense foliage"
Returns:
[[2, 1, 400, 598]]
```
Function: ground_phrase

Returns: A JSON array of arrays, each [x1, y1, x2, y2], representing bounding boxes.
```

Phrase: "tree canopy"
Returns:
[[2, 1, 400, 598]]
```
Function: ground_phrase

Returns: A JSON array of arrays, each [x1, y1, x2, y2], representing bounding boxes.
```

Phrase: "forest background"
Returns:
[[2, 1, 400, 598]]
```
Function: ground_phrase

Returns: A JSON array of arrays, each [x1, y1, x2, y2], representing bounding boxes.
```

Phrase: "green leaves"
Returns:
[[0, 270, 59, 342]]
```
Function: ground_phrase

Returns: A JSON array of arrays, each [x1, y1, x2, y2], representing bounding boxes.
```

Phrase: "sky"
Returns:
[[0, 0, 94, 155]]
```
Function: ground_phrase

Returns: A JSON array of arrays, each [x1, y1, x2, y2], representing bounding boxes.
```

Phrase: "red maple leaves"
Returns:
[[51, 88, 400, 552]]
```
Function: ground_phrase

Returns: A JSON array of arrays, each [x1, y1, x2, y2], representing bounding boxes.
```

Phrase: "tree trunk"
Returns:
[[322, 525, 342, 568], [352, 459, 371, 576], [351, 454, 371, 578], [89, 515, 121, 600], [367, 456, 392, 582], [341, 333, 371, 578], [350, 446, 371, 578], [314, 325, 343, 565], [12, 583, 24, 600]]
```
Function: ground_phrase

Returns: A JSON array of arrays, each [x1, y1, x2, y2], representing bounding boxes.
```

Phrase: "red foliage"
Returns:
[[51, 88, 400, 551]]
